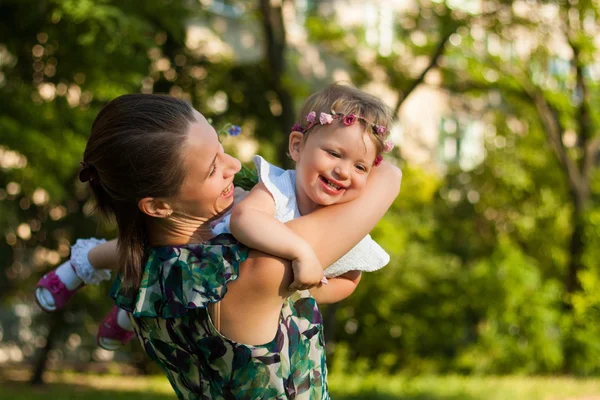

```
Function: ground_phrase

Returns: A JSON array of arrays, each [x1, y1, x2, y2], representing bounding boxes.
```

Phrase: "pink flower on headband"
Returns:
[[291, 123, 304, 132], [374, 155, 383, 167], [383, 140, 394, 153], [319, 112, 333, 125], [343, 114, 356, 126], [306, 111, 316, 123], [376, 125, 387, 135]]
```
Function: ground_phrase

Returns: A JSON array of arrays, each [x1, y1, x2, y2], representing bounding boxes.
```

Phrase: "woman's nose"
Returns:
[[224, 154, 241, 177]]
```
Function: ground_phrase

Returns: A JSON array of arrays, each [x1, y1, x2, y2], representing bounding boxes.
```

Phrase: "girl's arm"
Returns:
[[286, 162, 401, 268], [87, 239, 118, 271], [241, 161, 401, 296], [230, 183, 324, 290]]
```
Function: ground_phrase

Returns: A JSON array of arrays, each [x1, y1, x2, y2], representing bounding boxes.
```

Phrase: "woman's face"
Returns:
[[172, 111, 241, 220]]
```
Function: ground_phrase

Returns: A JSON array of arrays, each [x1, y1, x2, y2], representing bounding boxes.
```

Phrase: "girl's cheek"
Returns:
[[357, 176, 369, 191]]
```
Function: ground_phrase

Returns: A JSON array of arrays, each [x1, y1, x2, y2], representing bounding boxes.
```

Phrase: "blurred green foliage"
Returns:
[[2, 0, 600, 381]]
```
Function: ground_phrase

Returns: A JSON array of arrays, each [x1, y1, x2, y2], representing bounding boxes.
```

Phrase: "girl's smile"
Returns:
[[290, 123, 377, 215], [318, 175, 346, 194]]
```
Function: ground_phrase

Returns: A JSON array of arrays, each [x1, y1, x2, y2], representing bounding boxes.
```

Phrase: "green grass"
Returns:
[[328, 373, 600, 399], [2, 370, 600, 399]]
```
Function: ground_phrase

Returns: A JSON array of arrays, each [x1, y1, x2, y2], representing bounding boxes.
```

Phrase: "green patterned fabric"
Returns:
[[110, 234, 329, 400]]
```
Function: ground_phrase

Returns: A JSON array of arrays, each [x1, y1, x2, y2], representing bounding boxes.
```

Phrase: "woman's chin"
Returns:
[[217, 198, 235, 215]]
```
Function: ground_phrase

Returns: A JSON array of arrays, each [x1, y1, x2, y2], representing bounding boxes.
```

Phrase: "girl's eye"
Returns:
[[327, 150, 340, 158], [209, 164, 217, 177], [356, 165, 367, 172]]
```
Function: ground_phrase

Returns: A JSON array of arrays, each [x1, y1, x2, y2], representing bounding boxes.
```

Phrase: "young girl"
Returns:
[[35, 83, 397, 349], [216, 83, 394, 290]]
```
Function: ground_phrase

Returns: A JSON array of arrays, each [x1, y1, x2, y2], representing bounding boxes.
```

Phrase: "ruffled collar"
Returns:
[[110, 234, 249, 318]]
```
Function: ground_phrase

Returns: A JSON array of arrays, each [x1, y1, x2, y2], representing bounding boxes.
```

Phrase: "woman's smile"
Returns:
[[221, 183, 234, 198]]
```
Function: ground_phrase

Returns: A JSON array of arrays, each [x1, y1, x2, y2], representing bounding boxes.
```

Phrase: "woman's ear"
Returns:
[[138, 198, 173, 218], [289, 131, 304, 162]]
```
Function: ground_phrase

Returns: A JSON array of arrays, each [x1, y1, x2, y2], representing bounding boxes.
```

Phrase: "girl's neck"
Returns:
[[146, 213, 214, 246]]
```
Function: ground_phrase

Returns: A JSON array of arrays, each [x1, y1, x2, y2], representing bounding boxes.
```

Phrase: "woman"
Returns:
[[78, 94, 401, 399]]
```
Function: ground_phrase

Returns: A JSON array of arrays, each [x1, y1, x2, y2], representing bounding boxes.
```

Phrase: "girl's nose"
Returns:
[[334, 163, 349, 179]]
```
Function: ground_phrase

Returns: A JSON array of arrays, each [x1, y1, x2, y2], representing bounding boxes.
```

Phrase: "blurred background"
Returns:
[[2, 0, 600, 399]]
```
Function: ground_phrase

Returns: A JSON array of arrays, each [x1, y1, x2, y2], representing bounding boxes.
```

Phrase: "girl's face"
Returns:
[[290, 123, 377, 214], [172, 112, 241, 220]]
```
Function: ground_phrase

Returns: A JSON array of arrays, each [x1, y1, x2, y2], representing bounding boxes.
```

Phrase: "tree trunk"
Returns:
[[322, 303, 340, 365], [30, 312, 63, 385], [566, 206, 585, 296], [258, 0, 295, 168], [563, 204, 586, 373]]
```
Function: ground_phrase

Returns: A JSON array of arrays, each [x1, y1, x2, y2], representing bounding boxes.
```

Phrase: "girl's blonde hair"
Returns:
[[295, 83, 393, 154]]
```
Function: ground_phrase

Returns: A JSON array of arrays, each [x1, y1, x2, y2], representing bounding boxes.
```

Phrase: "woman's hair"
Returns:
[[82, 94, 196, 289], [295, 83, 393, 154]]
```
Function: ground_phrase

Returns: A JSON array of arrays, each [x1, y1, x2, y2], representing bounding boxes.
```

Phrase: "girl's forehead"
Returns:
[[317, 124, 371, 144], [310, 125, 377, 158]]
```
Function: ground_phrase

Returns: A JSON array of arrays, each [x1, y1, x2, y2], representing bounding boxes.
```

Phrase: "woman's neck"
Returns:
[[146, 214, 214, 246]]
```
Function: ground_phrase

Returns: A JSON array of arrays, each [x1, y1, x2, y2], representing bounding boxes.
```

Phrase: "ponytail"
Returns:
[[82, 94, 193, 290]]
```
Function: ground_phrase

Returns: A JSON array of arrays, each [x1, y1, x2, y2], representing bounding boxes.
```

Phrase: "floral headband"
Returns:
[[292, 110, 394, 166]]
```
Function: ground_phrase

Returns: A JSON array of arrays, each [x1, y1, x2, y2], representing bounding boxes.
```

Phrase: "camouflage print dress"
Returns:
[[110, 234, 329, 400]]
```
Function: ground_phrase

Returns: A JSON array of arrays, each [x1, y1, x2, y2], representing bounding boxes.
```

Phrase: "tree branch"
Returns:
[[258, 0, 295, 167], [393, 28, 454, 115], [442, 80, 530, 102], [571, 38, 595, 192], [444, 77, 584, 202], [393, 8, 508, 115], [527, 87, 583, 201]]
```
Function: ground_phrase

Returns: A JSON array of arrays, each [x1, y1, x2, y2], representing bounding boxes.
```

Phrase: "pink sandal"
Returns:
[[35, 265, 83, 312], [97, 305, 135, 351]]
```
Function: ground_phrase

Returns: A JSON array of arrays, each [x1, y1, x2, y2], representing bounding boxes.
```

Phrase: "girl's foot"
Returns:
[[34, 238, 111, 313], [35, 261, 83, 312], [97, 306, 135, 351]]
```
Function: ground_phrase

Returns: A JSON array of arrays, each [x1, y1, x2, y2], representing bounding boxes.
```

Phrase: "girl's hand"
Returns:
[[288, 249, 325, 291]]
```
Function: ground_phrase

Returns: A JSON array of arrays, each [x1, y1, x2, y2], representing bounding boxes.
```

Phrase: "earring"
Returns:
[[166, 211, 173, 218]]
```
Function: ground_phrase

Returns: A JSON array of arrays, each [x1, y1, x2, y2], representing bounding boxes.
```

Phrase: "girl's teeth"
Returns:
[[326, 180, 340, 190]]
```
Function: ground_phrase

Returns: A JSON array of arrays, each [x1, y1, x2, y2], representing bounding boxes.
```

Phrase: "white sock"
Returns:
[[55, 261, 83, 290], [36, 261, 83, 311], [117, 309, 134, 331]]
